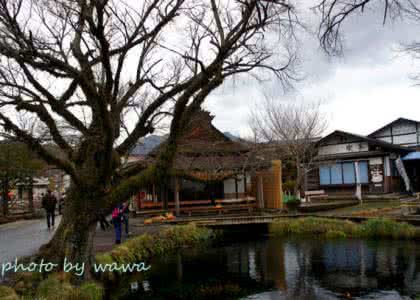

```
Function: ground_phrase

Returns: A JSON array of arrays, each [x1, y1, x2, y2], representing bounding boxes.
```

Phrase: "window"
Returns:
[[358, 161, 369, 183], [390, 159, 399, 176], [343, 162, 355, 184], [331, 164, 343, 184], [319, 161, 369, 185], [319, 165, 331, 185]]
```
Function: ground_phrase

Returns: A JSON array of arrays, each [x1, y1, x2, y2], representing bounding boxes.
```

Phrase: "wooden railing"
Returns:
[[137, 197, 257, 216]]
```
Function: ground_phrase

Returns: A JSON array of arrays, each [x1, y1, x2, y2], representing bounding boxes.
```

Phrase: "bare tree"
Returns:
[[314, 0, 418, 55], [0, 0, 300, 273], [249, 99, 327, 196]]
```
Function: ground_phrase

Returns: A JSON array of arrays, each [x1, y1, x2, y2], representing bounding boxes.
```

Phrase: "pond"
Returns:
[[114, 236, 420, 300]]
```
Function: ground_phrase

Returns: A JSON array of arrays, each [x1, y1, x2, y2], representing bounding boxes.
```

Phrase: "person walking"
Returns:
[[112, 204, 124, 244], [57, 192, 64, 215], [98, 210, 111, 231], [42, 190, 57, 230], [122, 201, 130, 237]]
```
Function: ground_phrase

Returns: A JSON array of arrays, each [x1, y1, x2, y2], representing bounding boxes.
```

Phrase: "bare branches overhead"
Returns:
[[314, 0, 412, 54], [0, 0, 300, 193]]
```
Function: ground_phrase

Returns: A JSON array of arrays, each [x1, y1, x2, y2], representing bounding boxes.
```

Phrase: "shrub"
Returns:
[[360, 218, 417, 239], [0, 285, 18, 300], [270, 217, 419, 240], [325, 229, 347, 239], [36, 275, 75, 299], [283, 194, 300, 206], [78, 282, 104, 300], [283, 194, 301, 213], [282, 180, 296, 194], [34, 274, 104, 300], [94, 223, 216, 282]]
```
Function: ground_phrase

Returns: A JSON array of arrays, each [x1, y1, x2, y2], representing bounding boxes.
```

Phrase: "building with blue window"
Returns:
[[309, 120, 416, 194]]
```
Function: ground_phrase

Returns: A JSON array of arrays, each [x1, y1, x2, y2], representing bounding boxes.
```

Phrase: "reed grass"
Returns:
[[270, 217, 419, 240], [0, 223, 215, 299], [0, 285, 18, 300], [95, 223, 217, 281]]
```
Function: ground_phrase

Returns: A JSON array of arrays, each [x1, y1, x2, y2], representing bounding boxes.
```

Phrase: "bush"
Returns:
[[0, 285, 18, 300], [325, 229, 347, 239], [95, 223, 216, 282], [270, 217, 420, 240], [360, 218, 416, 239], [283, 194, 300, 205], [78, 282, 104, 300], [283, 194, 301, 213], [282, 180, 296, 194], [33, 274, 104, 300], [36, 275, 75, 299]]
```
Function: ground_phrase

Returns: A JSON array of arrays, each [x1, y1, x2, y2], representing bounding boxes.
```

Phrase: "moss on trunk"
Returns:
[[38, 185, 100, 282]]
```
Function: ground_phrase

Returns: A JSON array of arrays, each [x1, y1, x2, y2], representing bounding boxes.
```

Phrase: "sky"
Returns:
[[203, 2, 420, 139]]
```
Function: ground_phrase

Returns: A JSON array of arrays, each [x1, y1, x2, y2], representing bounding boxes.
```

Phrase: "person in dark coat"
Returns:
[[98, 210, 111, 231], [42, 190, 57, 230], [122, 201, 130, 237]]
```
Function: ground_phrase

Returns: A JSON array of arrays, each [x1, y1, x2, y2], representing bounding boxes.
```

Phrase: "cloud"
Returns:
[[206, 2, 420, 139]]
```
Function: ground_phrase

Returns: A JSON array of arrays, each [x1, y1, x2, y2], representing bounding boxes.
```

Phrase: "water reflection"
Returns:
[[119, 238, 420, 299]]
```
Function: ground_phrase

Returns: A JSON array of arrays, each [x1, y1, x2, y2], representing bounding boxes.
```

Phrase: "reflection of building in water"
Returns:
[[376, 246, 398, 277], [283, 241, 300, 291], [311, 240, 420, 296], [261, 239, 286, 290], [226, 245, 250, 275], [248, 247, 260, 281], [241, 239, 420, 298], [323, 241, 375, 273], [137, 238, 420, 300], [212, 238, 420, 299]]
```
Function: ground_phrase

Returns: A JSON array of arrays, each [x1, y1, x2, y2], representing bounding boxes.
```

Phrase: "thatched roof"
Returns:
[[144, 110, 271, 181]]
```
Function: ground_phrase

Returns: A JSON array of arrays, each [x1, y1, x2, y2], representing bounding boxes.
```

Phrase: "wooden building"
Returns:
[[368, 118, 420, 149], [308, 118, 420, 195], [312, 130, 409, 194], [132, 110, 283, 214]]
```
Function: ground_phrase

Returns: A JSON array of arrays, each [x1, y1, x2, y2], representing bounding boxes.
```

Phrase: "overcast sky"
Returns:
[[203, 2, 420, 139]]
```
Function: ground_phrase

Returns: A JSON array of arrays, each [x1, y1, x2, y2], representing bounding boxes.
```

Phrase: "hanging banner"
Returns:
[[395, 157, 412, 192]]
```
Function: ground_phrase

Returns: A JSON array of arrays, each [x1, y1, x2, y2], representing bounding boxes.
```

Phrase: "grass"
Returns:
[[34, 274, 104, 300], [0, 285, 18, 300], [0, 223, 215, 299], [270, 217, 419, 240], [95, 223, 217, 281], [316, 201, 401, 216]]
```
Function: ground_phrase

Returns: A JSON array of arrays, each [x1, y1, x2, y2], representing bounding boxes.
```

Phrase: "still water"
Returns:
[[116, 237, 420, 300]]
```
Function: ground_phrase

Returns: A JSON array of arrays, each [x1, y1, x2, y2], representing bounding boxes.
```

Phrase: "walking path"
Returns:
[[0, 215, 169, 267], [5, 204, 410, 269], [0, 217, 61, 266]]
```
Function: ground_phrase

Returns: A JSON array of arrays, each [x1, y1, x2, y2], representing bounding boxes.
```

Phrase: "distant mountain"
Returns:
[[130, 135, 165, 156], [130, 131, 240, 157], [223, 131, 240, 141]]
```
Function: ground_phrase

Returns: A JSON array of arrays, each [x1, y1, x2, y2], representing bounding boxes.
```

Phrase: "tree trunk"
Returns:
[[38, 185, 99, 281], [2, 181, 9, 216], [28, 178, 34, 213], [295, 159, 301, 198]]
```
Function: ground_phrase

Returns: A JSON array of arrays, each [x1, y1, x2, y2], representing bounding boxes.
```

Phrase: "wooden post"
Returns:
[[174, 177, 180, 216], [152, 184, 157, 203], [176, 252, 183, 281], [2, 184, 8, 216], [28, 178, 34, 213], [355, 161, 362, 203], [244, 172, 247, 196], [257, 174, 264, 209], [235, 177, 239, 199], [271, 160, 283, 209]]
